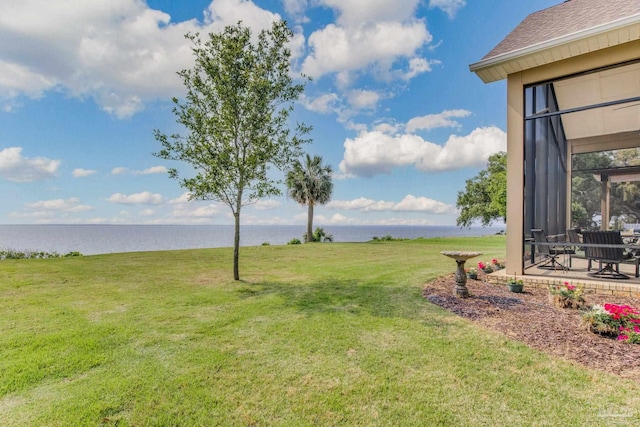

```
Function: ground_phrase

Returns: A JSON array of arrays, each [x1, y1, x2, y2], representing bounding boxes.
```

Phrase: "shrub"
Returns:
[[287, 238, 302, 245], [371, 235, 407, 242], [549, 281, 586, 309], [0, 249, 81, 260], [304, 227, 334, 243], [261, 242, 270, 246]]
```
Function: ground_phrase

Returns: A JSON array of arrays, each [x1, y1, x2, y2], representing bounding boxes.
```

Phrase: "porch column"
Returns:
[[505, 72, 525, 275]]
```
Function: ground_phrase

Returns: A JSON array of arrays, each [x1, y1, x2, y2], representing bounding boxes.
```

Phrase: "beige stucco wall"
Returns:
[[504, 39, 640, 275]]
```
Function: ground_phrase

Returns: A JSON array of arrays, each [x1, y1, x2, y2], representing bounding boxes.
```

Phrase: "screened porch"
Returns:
[[523, 60, 640, 282]]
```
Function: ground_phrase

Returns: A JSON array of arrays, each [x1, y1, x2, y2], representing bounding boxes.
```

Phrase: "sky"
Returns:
[[0, 0, 561, 227]]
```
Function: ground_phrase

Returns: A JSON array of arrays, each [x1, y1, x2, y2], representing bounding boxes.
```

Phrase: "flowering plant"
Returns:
[[491, 258, 505, 270], [549, 281, 586, 309], [478, 261, 494, 273], [466, 267, 478, 279], [582, 303, 640, 343]]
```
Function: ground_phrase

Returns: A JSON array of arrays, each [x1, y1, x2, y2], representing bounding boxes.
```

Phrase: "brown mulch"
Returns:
[[423, 273, 640, 381]]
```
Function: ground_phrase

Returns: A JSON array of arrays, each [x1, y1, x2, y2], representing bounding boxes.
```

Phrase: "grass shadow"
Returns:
[[236, 279, 428, 320]]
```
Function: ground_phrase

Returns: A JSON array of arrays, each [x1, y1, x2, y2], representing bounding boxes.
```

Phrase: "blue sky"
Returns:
[[0, 0, 559, 226]]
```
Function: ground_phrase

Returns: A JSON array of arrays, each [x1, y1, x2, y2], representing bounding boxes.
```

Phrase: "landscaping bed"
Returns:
[[424, 273, 640, 381]]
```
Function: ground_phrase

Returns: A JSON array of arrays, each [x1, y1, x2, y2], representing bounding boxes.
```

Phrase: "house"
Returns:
[[469, 0, 640, 283]]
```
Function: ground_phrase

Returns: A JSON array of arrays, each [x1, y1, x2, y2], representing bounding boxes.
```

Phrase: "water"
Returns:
[[0, 224, 504, 256]]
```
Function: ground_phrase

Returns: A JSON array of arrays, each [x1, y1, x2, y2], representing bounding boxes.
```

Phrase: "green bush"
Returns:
[[371, 235, 407, 242], [287, 238, 302, 245], [0, 249, 82, 260]]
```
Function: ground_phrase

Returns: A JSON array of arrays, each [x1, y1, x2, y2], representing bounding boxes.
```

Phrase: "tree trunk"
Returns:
[[233, 210, 240, 281], [306, 202, 314, 243]]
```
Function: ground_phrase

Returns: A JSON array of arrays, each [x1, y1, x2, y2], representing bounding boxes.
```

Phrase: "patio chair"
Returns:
[[581, 230, 628, 280], [566, 228, 584, 268], [531, 229, 575, 270]]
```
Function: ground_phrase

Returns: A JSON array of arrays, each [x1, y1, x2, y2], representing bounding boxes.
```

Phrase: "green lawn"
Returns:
[[1, 235, 639, 426]]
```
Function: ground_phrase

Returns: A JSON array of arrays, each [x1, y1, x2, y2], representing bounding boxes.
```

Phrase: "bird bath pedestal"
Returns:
[[440, 251, 482, 298]]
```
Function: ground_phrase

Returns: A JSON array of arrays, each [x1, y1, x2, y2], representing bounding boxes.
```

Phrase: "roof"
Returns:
[[470, 0, 640, 83]]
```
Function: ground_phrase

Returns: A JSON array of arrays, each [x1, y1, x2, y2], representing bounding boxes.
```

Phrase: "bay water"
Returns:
[[0, 224, 504, 256]]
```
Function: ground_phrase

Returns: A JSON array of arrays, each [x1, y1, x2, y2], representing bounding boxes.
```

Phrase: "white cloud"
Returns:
[[253, 199, 281, 210], [301, 21, 431, 80], [204, 0, 280, 31], [405, 109, 472, 133], [314, 213, 360, 225], [321, 0, 420, 27], [300, 93, 340, 114], [282, 0, 309, 23], [373, 122, 401, 134], [369, 217, 437, 226], [169, 192, 193, 204], [111, 167, 128, 175], [393, 195, 455, 214], [347, 89, 380, 110], [429, 0, 467, 19], [107, 191, 164, 205], [339, 126, 506, 177], [0, 147, 60, 182], [26, 197, 93, 212], [328, 195, 454, 214], [170, 203, 221, 219], [136, 166, 168, 175], [400, 57, 437, 80], [0, 0, 280, 117], [73, 168, 97, 177], [328, 197, 395, 212], [164, 191, 224, 223]]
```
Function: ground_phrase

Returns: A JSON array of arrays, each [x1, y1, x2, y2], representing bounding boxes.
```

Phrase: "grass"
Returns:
[[1, 235, 640, 425]]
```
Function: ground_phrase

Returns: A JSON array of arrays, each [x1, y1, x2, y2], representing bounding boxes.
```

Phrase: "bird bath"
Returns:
[[440, 251, 482, 298]]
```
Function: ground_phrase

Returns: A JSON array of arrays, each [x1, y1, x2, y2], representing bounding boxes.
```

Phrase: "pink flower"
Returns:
[[566, 284, 576, 291], [618, 334, 629, 341], [478, 262, 485, 269]]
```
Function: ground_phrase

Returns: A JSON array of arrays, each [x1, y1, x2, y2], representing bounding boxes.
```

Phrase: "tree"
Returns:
[[154, 21, 310, 280], [286, 154, 333, 242], [571, 151, 612, 228], [456, 152, 506, 227]]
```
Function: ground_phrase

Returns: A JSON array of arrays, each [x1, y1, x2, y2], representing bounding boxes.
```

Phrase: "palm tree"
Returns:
[[286, 154, 333, 243]]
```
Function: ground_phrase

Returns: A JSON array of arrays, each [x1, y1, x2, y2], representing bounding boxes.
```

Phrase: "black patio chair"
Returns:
[[531, 229, 575, 270], [582, 230, 629, 280], [566, 228, 584, 268]]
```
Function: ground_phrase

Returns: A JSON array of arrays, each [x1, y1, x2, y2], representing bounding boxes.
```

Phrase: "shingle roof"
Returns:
[[483, 0, 640, 60], [470, 0, 640, 83]]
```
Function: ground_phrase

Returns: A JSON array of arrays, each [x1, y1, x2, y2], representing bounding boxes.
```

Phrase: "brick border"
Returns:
[[487, 273, 640, 297]]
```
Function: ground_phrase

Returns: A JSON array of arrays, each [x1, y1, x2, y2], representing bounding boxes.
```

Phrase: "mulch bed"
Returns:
[[423, 273, 640, 381]]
